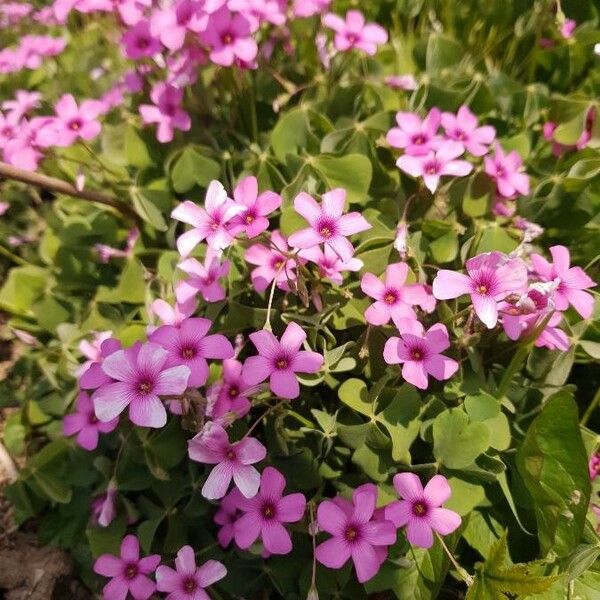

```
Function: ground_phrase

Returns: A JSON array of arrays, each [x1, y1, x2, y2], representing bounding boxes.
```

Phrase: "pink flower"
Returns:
[[233, 466, 306, 554], [91, 481, 118, 527], [150, 0, 206, 51], [531, 245, 596, 319], [361, 262, 430, 327], [432, 252, 528, 329], [0, 202, 9, 216], [484, 146, 529, 198], [176, 250, 231, 304], [229, 176, 282, 238], [121, 19, 161, 59], [242, 322, 323, 399], [156, 545, 227, 600], [214, 487, 244, 547], [188, 421, 266, 499], [93, 535, 161, 600], [384, 74, 417, 90], [384, 473, 461, 548], [299, 245, 363, 285], [589, 454, 600, 480], [245, 230, 298, 293], [322, 10, 388, 56], [441, 105, 496, 156], [76, 330, 114, 377], [288, 189, 371, 262], [79, 337, 122, 390], [63, 391, 118, 451], [315, 483, 396, 583], [92, 342, 191, 428], [383, 319, 458, 390], [386, 108, 442, 156], [2, 90, 41, 121], [560, 18, 576, 39], [228, 0, 286, 28], [171, 180, 242, 256], [201, 7, 258, 67], [140, 82, 191, 143], [150, 298, 197, 327], [50, 94, 102, 146], [206, 358, 254, 420], [397, 141, 473, 193], [293, 0, 330, 18], [394, 222, 409, 257], [149, 317, 234, 387]]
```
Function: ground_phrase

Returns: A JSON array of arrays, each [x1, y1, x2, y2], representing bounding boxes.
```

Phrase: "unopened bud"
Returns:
[[307, 585, 319, 600]]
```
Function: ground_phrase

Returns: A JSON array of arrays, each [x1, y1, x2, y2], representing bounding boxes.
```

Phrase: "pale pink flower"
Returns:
[[386, 108, 442, 156], [432, 252, 528, 328], [2, 90, 41, 121], [201, 7, 258, 67], [322, 10, 388, 56], [188, 421, 266, 499], [242, 322, 323, 399], [176, 250, 231, 304], [299, 245, 363, 285], [0, 202, 9, 216], [156, 545, 227, 600], [229, 176, 282, 238], [560, 18, 576, 39], [384, 473, 461, 548], [150, 298, 197, 327], [531, 245, 596, 319], [206, 358, 254, 420], [383, 319, 458, 390], [171, 180, 242, 256], [484, 146, 530, 198], [384, 75, 417, 91], [76, 330, 114, 378], [315, 483, 396, 583], [293, 0, 330, 17], [93, 535, 160, 600], [233, 466, 307, 555], [288, 189, 371, 262], [245, 230, 298, 292], [92, 342, 191, 428], [394, 222, 409, 257], [214, 487, 244, 547], [149, 317, 234, 387], [150, 0, 206, 51], [228, 0, 286, 28], [396, 141, 473, 193], [91, 481, 118, 527], [361, 262, 430, 328], [140, 82, 191, 143], [441, 105, 496, 156], [79, 337, 122, 390], [49, 94, 102, 147], [63, 391, 118, 451]]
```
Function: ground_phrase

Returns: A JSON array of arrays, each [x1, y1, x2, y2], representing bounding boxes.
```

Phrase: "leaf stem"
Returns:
[[581, 386, 600, 427], [436, 533, 473, 586]]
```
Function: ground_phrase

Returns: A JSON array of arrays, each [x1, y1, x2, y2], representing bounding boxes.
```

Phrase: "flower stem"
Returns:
[[436, 533, 473, 586], [581, 386, 600, 427], [245, 401, 285, 437]]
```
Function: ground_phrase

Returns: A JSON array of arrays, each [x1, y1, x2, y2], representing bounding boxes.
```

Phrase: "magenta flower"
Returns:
[[432, 252, 528, 328], [156, 545, 226, 600], [140, 82, 191, 143], [397, 141, 472, 193], [150, 298, 197, 327], [383, 319, 458, 390], [201, 7, 258, 67], [441, 105, 496, 156], [188, 421, 266, 499], [242, 322, 324, 399], [93, 535, 161, 600], [299, 245, 363, 285], [171, 180, 242, 256], [322, 10, 388, 56], [484, 146, 529, 198], [93, 342, 191, 428], [233, 466, 306, 554], [176, 251, 231, 304], [121, 19, 160, 59], [214, 487, 244, 547], [76, 330, 114, 378], [79, 337, 122, 390], [228, 0, 286, 28], [315, 483, 396, 583], [150, 0, 205, 51], [531, 245, 596, 319], [63, 391, 118, 451], [561, 18, 576, 39], [149, 317, 234, 387], [51, 94, 102, 146], [229, 176, 282, 239], [386, 108, 442, 156], [245, 230, 298, 293], [293, 0, 330, 17], [91, 480, 118, 528], [288, 189, 371, 262], [206, 358, 254, 420], [590, 454, 600, 480], [361, 262, 431, 327], [384, 473, 461, 549]]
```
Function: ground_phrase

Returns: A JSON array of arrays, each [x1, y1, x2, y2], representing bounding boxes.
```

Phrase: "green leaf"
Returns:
[[516, 391, 591, 558], [463, 173, 494, 217], [433, 408, 490, 469], [0, 265, 47, 316], [476, 226, 518, 254], [554, 111, 588, 145], [31, 470, 72, 504], [564, 159, 600, 191], [338, 378, 372, 416], [87, 518, 127, 557], [311, 154, 372, 203], [130, 187, 168, 231], [96, 258, 147, 304], [124, 125, 154, 168], [271, 107, 311, 161], [430, 231, 459, 263], [170, 146, 221, 193], [426, 34, 464, 71]]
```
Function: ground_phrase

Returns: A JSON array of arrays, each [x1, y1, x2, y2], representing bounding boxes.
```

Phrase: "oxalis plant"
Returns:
[[0, 0, 599, 599]]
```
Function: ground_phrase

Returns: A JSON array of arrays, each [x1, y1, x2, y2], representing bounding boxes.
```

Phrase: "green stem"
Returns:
[[436, 533, 473, 587], [0, 244, 29, 266], [284, 409, 313, 428], [581, 387, 600, 427]]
